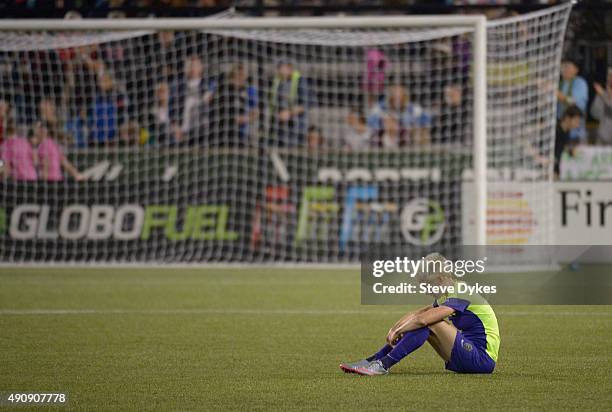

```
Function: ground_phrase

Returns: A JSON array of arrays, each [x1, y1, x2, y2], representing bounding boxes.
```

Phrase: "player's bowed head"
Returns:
[[415, 252, 456, 298], [387, 253, 456, 346]]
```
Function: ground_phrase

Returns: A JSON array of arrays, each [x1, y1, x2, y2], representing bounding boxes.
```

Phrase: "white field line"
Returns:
[[0, 308, 610, 316], [0, 262, 361, 270]]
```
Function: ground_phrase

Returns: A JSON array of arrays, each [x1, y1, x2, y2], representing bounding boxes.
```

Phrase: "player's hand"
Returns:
[[390, 313, 415, 332], [386, 327, 395, 345], [386, 327, 400, 346], [594, 82, 604, 96], [387, 328, 404, 347], [392, 332, 405, 346]]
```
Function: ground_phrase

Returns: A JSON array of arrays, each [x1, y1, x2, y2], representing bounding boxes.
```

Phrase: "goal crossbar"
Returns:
[[0, 16, 487, 31]]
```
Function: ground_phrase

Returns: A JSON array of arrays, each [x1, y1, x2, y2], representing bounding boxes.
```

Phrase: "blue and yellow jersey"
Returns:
[[433, 282, 500, 362]]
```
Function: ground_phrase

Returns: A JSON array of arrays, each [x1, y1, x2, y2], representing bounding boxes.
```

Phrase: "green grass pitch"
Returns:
[[0, 268, 610, 410]]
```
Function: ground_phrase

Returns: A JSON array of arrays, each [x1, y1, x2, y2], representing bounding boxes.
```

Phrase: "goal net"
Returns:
[[0, 4, 571, 263]]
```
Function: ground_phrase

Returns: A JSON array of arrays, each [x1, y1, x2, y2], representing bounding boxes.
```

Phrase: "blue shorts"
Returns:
[[445, 331, 496, 374]]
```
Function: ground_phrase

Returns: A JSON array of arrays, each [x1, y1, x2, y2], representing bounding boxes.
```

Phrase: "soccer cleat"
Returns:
[[353, 360, 389, 376], [339, 359, 370, 374]]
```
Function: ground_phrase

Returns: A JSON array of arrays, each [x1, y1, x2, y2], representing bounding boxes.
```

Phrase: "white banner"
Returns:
[[462, 181, 552, 245], [463, 181, 612, 245], [555, 181, 612, 245]]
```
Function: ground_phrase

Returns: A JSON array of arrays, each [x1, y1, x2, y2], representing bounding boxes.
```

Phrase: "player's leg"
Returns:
[[339, 307, 431, 373], [430, 320, 496, 374], [339, 344, 392, 373], [374, 320, 457, 370], [342, 321, 458, 376], [426, 320, 458, 362], [347, 327, 431, 375]]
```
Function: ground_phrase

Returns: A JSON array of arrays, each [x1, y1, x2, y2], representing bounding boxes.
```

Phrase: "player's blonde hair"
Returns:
[[416, 252, 454, 284]]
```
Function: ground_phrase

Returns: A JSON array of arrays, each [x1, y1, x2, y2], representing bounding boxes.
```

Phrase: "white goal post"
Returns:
[[0, 4, 571, 262]]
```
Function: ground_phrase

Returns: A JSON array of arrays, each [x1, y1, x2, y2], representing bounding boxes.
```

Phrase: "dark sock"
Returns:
[[380, 355, 396, 370], [380, 327, 431, 369], [367, 344, 393, 362]]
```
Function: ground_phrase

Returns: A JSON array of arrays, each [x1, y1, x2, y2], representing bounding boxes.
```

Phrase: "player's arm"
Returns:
[[386, 305, 434, 344], [61, 154, 84, 181], [387, 306, 455, 345], [389, 305, 432, 330]]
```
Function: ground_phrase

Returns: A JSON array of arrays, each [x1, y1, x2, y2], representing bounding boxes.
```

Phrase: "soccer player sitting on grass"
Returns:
[[340, 253, 500, 376]]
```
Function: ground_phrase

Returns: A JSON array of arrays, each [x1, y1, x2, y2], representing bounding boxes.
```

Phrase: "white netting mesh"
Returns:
[[476, 2, 571, 246], [0, 4, 571, 263]]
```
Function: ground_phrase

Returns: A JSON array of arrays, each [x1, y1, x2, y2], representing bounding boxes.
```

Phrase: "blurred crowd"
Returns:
[[0, 1, 610, 182], [0, 28, 477, 182], [0, 30, 610, 182], [4, 1, 233, 16], [0, 0, 570, 19], [554, 57, 612, 177]]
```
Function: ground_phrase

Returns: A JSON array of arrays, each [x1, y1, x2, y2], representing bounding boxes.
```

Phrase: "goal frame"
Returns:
[[0, 15, 488, 246]]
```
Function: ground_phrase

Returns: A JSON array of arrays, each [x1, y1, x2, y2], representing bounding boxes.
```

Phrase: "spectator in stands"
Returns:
[[144, 81, 181, 145], [367, 84, 431, 147], [59, 43, 105, 147], [33, 121, 83, 181], [72, 45, 105, 85], [591, 68, 612, 145], [65, 107, 89, 148], [18, 50, 64, 124], [89, 72, 127, 145], [60, 44, 98, 124], [208, 63, 258, 146], [344, 107, 372, 150], [555, 105, 583, 177], [38, 98, 67, 144], [152, 31, 182, 83], [0, 120, 37, 181], [118, 119, 142, 146], [364, 49, 389, 105], [63, 10, 83, 20], [432, 84, 466, 144], [13, 54, 38, 125], [39, 98, 59, 129], [176, 55, 213, 144], [307, 126, 324, 151], [557, 56, 588, 141], [268, 61, 310, 146]]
